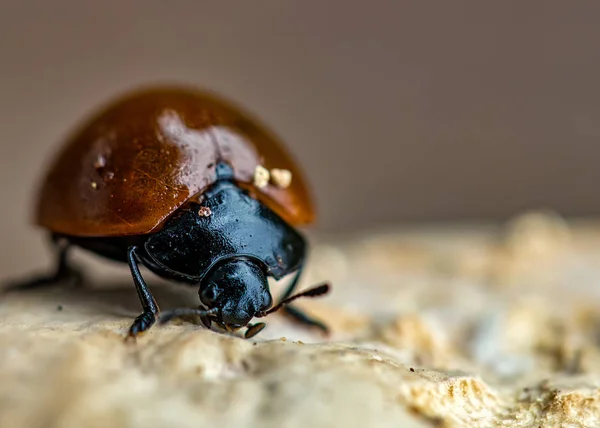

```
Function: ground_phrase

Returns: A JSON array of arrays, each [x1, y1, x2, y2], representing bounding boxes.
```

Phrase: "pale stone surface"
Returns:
[[3, 211, 600, 427]]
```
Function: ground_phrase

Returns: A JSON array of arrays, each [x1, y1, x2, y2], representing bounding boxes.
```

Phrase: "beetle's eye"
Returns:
[[201, 285, 220, 304]]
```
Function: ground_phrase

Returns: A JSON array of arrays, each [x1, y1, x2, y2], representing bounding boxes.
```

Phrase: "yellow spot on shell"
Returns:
[[253, 165, 270, 188], [270, 168, 292, 188]]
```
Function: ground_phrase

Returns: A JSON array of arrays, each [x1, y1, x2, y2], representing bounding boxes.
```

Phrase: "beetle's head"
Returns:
[[198, 258, 272, 331], [159, 257, 330, 339]]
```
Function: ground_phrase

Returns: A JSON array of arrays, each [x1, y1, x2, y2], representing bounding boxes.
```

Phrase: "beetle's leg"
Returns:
[[127, 246, 160, 338], [3, 235, 83, 292], [277, 268, 329, 334]]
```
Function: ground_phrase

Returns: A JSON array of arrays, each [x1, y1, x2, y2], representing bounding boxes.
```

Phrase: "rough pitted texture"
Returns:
[[3, 210, 600, 427]]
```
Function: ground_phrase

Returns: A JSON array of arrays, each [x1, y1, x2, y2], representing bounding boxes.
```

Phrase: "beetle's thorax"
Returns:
[[140, 178, 306, 284]]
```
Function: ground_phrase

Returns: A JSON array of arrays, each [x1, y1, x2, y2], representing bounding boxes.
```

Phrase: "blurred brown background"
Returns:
[[1, 1, 600, 277]]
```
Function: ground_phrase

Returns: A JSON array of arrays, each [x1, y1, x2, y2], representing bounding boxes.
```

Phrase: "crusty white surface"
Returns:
[[2, 211, 600, 427]]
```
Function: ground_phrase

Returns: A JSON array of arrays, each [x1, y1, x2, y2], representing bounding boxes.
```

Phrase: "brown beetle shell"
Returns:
[[34, 86, 315, 237]]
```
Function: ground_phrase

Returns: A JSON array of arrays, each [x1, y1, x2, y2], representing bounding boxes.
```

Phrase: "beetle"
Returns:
[[6, 85, 330, 339]]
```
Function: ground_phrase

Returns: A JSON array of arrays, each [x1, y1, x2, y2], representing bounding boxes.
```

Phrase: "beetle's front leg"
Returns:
[[126, 246, 160, 338]]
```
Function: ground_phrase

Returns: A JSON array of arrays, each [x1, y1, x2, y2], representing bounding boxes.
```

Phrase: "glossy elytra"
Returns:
[[6, 85, 330, 339]]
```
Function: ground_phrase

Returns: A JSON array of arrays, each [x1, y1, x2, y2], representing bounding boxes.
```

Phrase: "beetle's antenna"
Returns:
[[258, 283, 330, 317], [159, 307, 219, 324]]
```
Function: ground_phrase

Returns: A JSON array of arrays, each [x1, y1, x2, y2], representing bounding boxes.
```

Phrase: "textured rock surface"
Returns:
[[3, 211, 600, 427]]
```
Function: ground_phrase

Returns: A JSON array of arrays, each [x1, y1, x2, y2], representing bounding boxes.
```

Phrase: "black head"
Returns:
[[159, 257, 330, 338], [199, 258, 272, 331]]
